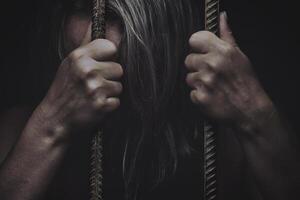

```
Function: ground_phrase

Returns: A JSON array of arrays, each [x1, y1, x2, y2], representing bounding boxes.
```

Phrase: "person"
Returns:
[[0, 0, 299, 200]]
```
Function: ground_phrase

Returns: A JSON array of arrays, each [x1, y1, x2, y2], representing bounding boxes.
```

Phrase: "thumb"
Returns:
[[219, 11, 238, 47]]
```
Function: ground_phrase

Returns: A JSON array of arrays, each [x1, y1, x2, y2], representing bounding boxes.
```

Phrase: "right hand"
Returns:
[[35, 39, 123, 135]]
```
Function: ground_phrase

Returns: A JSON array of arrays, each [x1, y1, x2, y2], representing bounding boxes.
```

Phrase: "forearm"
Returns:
[[0, 108, 70, 200], [235, 105, 300, 200]]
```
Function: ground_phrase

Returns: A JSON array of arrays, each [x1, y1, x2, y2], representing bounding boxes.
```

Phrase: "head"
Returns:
[[32, 0, 205, 198]]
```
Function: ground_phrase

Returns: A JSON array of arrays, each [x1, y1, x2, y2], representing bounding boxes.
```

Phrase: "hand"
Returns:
[[35, 39, 123, 137], [185, 12, 273, 126]]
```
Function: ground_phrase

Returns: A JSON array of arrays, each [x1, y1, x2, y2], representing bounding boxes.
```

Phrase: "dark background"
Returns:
[[0, 0, 299, 130]]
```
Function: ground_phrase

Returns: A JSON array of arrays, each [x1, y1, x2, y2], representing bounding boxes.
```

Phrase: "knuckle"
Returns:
[[67, 52, 92, 79], [105, 98, 120, 112], [85, 81, 95, 96], [92, 98, 106, 110], [86, 68, 103, 79], [74, 60, 91, 79], [221, 43, 235, 56], [208, 59, 217, 69], [202, 74, 216, 86], [96, 77, 106, 88], [85, 77, 105, 95], [68, 49, 85, 62], [191, 90, 209, 104], [208, 57, 223, 72], [85, 80, 94, 93], [196, 72, 203, 80], [108, 98, 120, 108], [94, 97, 121, 112], [197, 92, 209, 104]]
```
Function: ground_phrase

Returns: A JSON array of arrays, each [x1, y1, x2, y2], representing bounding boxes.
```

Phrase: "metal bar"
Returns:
[[203, 0, 219, 200], [92, 0, 106, 40], [90, 0, 106, 200], [205, 0, 220, 35]]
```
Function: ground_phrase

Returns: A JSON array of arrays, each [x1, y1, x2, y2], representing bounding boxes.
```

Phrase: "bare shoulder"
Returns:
[[0, 106, 33, 164]]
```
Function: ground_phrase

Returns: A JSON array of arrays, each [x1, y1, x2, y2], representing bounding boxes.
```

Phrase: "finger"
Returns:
[[86, 77, 122, 97], [72, 57, 123, 80], [186, 72, 203, 89], [186, 70, 216, 90], [93, 96, 120, 113], [190, 86, 211, 106], [102, 97, 120, 112], [73, 39, 118, 61], [185, 53, 209, 72], [81, 60, 123, 81], [98, 80, 123, 97], [189, 31, 219, 53], [97, 62, 124, 80], [219, 11, 238, 47]]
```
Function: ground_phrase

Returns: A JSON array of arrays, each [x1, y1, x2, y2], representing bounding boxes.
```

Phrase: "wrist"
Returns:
[[28, 103, 72, 146], [233, 94, 276, 137]]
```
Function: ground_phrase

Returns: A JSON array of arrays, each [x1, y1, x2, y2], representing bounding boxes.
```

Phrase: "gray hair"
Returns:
[[32, 0, 204, 199], [105, 1, 204, 199]]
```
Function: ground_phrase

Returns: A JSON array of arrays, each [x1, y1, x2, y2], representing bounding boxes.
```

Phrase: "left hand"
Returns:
[[185, 12, 273, 125]]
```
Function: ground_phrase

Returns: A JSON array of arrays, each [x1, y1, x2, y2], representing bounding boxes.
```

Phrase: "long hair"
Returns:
[[31, 0, 205, 199]]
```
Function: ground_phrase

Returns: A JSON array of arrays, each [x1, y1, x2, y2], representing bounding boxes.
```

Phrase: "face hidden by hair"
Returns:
[[62, 0, 202, 199]]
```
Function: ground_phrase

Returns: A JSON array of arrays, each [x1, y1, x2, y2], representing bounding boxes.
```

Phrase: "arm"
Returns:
[[234, 103, 300, 200], [0, 38, 123, 200], [185, 12, 300, 200], [0, 109, 71, 200]]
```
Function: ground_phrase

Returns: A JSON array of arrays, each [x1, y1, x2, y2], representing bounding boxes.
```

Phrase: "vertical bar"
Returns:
[[205, 0, 220, 34], [90, 1, 106, 200], [203, 1, 219, 200], [92, 0, 106, 40]]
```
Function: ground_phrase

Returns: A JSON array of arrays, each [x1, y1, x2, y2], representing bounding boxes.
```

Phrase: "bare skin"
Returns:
[[0, 11, 299, 200], [0, 15, 123, 199], [185, 13, 300, 199]]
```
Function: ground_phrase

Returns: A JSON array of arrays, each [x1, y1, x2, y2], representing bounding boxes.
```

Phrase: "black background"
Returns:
[[0, 0, 299, 131]]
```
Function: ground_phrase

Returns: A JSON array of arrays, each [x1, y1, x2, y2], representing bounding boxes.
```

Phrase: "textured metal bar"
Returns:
[[203, 123, 217, 200], [90, 131, 104, 200], [90, 0, 106, 200], [205, 0, 220, 35], [92, 0, 106, 40], [204, 0, 219, 200]]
